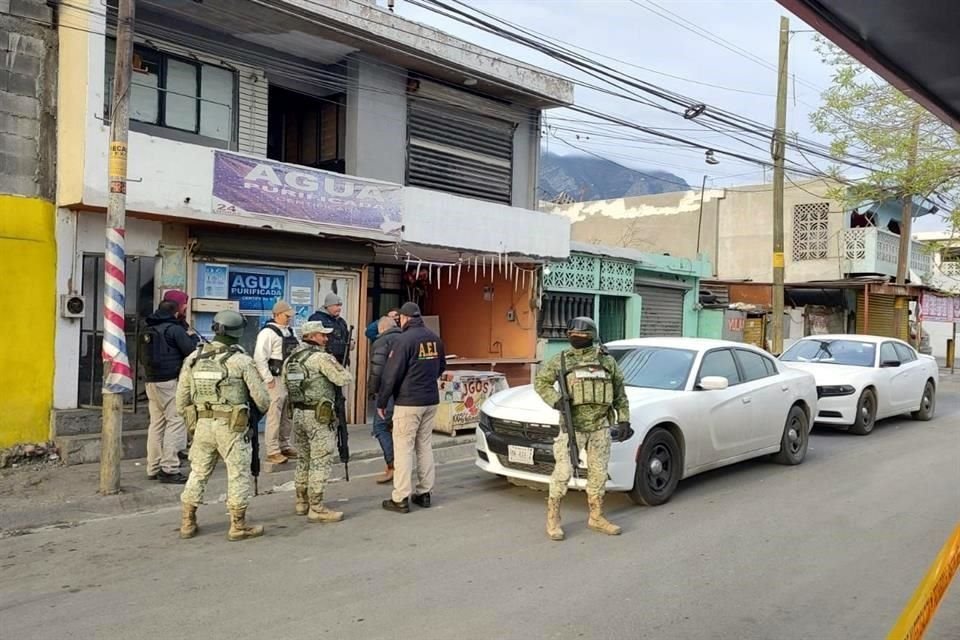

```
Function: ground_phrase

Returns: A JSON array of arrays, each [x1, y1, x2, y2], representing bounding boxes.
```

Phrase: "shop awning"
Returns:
[[778, 0, 960, 131]]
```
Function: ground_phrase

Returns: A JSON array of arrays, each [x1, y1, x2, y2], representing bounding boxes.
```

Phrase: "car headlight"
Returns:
[[817, 385, 856, 398]]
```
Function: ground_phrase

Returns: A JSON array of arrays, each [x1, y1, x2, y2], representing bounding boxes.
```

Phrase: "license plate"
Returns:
[[507, 445, 535, 465]]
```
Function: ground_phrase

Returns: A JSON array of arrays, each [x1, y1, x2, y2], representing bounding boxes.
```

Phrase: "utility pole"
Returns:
[[770, 15, 790, 355], [100, 0, 136, 495], [894, 113, 922, 342]]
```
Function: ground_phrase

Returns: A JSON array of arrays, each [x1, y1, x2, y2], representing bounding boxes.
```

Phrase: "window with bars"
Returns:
[[792, 202, 830, 261], [537, 293, 594, 339]]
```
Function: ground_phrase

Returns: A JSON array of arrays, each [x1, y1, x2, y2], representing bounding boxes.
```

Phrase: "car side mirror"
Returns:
[[880, 360, 901, 368], [698, 376, 729, 391]]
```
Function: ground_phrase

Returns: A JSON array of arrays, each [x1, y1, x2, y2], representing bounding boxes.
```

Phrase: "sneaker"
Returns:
[[382, 498, 410, 514], [411, 492, 431, 508], [266, 453, 288, 465], [158, 470, 188, 485]]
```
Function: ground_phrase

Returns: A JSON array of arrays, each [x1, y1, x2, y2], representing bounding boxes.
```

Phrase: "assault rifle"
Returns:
[[556, 352, 581, 480], [335, 325, 355, 481], [248, 403, 262, 495]]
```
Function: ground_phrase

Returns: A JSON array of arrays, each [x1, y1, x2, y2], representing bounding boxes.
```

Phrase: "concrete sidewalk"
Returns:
[[0, 424, 476, 534]]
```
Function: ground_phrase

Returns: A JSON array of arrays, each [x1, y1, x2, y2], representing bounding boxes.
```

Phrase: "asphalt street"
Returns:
[[2, 389, 958, 640]]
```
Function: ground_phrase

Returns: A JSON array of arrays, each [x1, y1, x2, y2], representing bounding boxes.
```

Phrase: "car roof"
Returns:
[[791, 334, 905, 345], [605, 337, 768, 352]]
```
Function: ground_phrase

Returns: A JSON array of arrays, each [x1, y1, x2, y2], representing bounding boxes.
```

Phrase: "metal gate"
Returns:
[[856, 292, 908, 339], [635, 284, 685, 337]]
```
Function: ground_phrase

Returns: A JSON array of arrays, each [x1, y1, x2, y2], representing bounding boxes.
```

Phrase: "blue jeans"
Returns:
[[373, 398, 395, 466]]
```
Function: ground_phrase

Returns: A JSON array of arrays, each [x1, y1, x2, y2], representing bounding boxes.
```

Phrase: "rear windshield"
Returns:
[[608, 347, 696, 391], [780, 339, 876, 367]]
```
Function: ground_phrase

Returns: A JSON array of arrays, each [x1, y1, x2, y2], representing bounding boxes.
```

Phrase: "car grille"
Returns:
[[488, 417, 558, 443], [496, 454, 555, 476]]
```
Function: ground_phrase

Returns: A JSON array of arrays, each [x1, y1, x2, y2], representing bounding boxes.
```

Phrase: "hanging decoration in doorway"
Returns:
[[399, 247, 543, 296]]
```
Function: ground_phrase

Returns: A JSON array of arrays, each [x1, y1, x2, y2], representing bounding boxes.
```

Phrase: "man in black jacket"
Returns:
[[368, 316, 403, 484], [308, 293, 352, 365], [377, 303, 446, 513], [141, 290, 199, 483]]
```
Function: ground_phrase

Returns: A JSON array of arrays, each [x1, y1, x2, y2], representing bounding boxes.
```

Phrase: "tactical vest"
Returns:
[[283, 346, 333, 407], [266, 324, 300, 360], [564, 355, 615, 408], [189, 345, 248, 407]]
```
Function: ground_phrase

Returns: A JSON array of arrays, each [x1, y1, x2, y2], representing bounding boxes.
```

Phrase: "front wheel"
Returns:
[[628, 429, 681, 506], [848, 389, 877, 436], [911, 381, 936, 421], [773, 405, 809, 465]]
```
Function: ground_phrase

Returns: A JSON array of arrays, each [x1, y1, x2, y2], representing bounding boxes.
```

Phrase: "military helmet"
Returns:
[[566, 316, 598, 339], [212, 309, 246, 338]]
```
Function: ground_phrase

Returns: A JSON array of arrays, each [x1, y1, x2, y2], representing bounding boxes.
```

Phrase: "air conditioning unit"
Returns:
[[60, 294, 86, 319]]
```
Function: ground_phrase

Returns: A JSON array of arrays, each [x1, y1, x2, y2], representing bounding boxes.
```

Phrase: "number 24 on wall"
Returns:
[[216, 204, 238, 214]]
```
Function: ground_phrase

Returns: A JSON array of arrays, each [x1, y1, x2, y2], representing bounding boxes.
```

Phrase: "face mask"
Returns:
[[569, 336, 593, 350]]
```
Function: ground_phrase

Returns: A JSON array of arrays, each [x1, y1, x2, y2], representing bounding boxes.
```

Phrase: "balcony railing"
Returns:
[[843, 227, 931, 278]]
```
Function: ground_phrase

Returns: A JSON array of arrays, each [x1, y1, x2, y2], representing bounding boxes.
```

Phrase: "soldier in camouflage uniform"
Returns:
[[177, 310, 270, 542], [282, 321, 354, 523], [534, 317, 634, 541]]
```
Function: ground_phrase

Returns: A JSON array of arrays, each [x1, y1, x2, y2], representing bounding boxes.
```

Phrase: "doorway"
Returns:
[[316, 271, 362, 422]]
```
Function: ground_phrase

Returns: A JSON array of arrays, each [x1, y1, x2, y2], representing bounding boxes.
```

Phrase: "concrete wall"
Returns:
[[512, 113, 540, 210], [549, 179, 845, 283], [345, 54, 407, 184], [1, 0, 56, 199], [547, 189, 724, 273]]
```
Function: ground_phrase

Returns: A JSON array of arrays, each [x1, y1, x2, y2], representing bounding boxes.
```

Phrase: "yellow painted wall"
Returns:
[[0, 196, 56, 446]]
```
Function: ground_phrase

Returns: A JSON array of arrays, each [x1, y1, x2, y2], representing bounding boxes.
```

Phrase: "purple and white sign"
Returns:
[[211, 151, 403, 236]]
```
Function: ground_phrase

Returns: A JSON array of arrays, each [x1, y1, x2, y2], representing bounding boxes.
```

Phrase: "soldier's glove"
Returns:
[[611, 421, 635, 443]]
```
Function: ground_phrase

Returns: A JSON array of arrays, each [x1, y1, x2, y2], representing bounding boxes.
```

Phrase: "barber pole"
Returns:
[[102, 228, 134, 394]]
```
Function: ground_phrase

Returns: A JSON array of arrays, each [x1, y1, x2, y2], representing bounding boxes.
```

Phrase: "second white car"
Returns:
[[779, 334, 938, 435]]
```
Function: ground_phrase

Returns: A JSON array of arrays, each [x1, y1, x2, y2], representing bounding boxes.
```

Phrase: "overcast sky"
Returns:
[[393, 0, 946, 230]]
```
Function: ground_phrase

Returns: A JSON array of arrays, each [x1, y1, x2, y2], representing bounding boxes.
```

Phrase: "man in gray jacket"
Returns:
[[368, 315, 402, 483]]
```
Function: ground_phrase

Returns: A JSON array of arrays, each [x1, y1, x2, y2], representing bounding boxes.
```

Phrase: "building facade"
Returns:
[[0, 1, 57, 448], [544, 178, 935, 284], [47, 0, 573, 460], [539, 243, 709, 361]]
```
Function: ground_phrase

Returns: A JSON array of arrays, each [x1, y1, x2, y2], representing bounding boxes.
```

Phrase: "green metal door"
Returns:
[[599, 296, 627, 342]]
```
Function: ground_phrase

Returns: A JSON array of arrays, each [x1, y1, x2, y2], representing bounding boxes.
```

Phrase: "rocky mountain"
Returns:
[[538, 152, 689, 203]]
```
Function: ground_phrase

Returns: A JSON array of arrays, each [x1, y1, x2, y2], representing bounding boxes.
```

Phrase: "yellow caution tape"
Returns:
[[887, 523, 960, 640]]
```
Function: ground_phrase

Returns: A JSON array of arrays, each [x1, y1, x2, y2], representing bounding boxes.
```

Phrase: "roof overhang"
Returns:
[[777, 0, 960, 131]]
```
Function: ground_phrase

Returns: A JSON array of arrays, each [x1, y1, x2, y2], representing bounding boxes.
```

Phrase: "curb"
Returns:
[[0, 435, 477, 535]]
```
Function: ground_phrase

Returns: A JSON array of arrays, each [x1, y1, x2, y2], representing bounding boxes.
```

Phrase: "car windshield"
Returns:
[[608, 346, 696, 390], [780, 339, 876, 367]]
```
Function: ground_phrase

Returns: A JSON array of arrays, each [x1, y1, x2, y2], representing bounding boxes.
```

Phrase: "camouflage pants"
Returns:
[[181, 418, 253, 510], [549, 428, 611, 500], [293, 409, 336, 503]]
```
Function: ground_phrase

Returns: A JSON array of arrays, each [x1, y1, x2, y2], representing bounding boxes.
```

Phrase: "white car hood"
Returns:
[[780, 361, 871, 386], [482, 384, 680, 423]]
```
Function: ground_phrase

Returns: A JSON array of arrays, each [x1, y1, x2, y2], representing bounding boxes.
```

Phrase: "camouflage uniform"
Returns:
[[282, 343, 353, 522], [177, 341, 269, 539], [534, 343, 628, 539]]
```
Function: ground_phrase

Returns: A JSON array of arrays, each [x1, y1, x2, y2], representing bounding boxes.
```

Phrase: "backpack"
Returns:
[[139, 323, 172, 372], [284, 346, 318, 406], [189, 345, 246, 407], [266, 324, 301, 360]]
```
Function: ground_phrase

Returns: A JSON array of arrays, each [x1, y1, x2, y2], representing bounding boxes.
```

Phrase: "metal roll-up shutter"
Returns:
[[191, 228, 374, 265], [856, 292, 908, 339], [406, 99, 514, 204], [635, 285, 685, 337]]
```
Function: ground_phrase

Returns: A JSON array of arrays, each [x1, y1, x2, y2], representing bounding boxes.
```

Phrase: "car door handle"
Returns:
[[781, 385, 790, 392], [742, 397, 752, 404]]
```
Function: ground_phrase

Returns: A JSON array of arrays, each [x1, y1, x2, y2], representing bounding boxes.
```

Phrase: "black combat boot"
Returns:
[[382, 498, 410, 514], [411, 492, 431, 508]]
